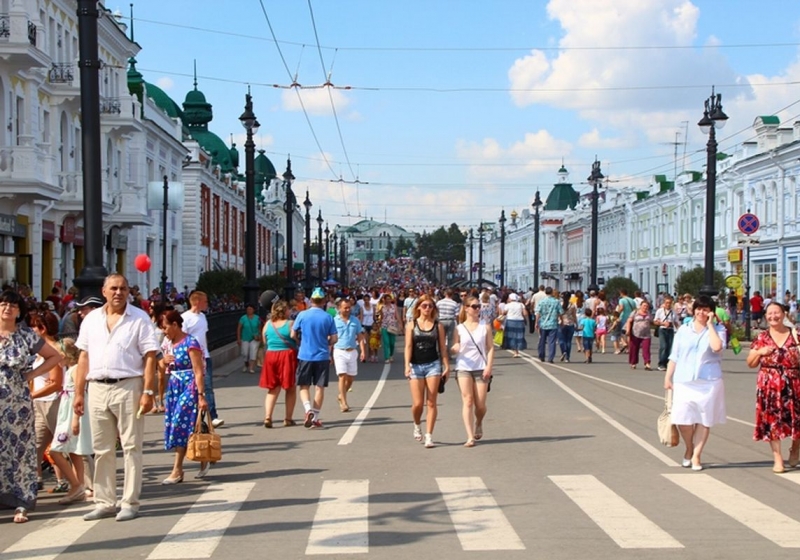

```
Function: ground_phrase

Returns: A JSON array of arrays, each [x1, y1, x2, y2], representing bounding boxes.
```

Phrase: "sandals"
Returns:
[[413, 425, 423, 441], [283, 419, 297, 427], [644, 364, 652, 371], [464, 439, 476, 448], [474, 424, 483, 440], [13, 507, 28, 524], [264, 418, 272, 429]]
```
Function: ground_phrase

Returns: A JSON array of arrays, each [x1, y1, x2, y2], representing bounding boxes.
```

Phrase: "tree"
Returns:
[[196, 269, 245, 301], [603, 276, 640, 301], [675, 267, 725, 298], [386, 238, 394, 258]]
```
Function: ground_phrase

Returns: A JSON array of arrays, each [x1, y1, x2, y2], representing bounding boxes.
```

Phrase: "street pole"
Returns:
[[698, 87, 728, 299], [316, 210, 323, 286], [340, 235, 347, 288], [160, 175, 168, 300], [587, 159, 603, 292], [303, 191, 312, 292], [239, 91, 260, 309], [499, 210, 506, 287], [478, 225, 484, 287], [469, 228, 474, 287], [74, 0, 107, 298], [744, 209, 752, 341], [532, 191, 542, 288], [283, 159, 296, 302], [325, 224, 330, 280]]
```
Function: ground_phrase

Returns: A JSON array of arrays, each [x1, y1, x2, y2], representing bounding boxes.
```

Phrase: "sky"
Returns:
[[120, 0, 800, 234]]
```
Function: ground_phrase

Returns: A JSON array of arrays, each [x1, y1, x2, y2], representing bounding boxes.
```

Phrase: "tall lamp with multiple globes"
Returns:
[[303, 191, 312, 292], [238, 89, 260, 309], [325, 223, 330, 280], [532, 190, 542, 288], [282, 159, 296, 302], [499, 210, 506, 287], [698, 86, 729, 299], [587, 159, 604, 293], [316, 210, 324, 285]]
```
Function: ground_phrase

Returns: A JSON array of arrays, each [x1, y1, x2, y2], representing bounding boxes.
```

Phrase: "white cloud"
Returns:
[[578, 128, 636, 150], [281, 87, 352, 116], [155, 77, 174, 91]]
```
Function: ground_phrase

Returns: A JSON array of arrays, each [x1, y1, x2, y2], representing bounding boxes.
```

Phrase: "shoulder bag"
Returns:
[[186, 412, 222, 463], [657, 390, 680, 447]]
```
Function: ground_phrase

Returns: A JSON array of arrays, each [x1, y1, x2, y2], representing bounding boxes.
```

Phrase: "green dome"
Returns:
[[183, 87, 212, 128], [127, 57, 144, 102], [143, 81, 183, 120], [229, 144, 239, 169], [254, 150, 277, 184], [189, 129, 234, 173]]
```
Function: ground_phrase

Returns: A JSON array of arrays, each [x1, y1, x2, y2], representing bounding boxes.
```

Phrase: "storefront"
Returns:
[[0, 212, 30, 289]]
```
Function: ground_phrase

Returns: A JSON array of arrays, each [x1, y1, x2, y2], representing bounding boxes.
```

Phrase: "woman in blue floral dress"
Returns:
[[158, 310, 207, 484], [0, 290, 62, 523]]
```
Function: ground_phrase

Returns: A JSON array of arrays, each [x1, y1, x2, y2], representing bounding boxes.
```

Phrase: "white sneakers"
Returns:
[[211, 418, 224, 428], [424, 434, 435, 448]]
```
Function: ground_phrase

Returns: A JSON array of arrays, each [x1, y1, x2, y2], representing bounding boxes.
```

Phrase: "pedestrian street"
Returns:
[[3, 340, 800, 560]]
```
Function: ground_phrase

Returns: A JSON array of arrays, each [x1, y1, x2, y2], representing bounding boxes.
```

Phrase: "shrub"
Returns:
[[603, 277, 640, 300], [675, 267, 725, 298]]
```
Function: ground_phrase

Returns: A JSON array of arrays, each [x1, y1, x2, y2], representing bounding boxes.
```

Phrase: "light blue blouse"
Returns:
[[668, 322, 727, 383]]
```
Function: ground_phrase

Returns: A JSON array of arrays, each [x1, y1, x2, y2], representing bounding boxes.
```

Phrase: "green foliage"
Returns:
[[415, 223, 466, 260], [258, 274, 287, 294], [675, 267, 725, 298], [603, 276, 640, 300], [394, 236, 413, 257], [196, 269, 245, 300], [386, 239, 394, 258]]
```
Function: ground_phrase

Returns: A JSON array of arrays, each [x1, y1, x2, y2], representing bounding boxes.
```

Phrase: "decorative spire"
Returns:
[[129, 3, 134, 41], [193, 59, 197, 90]]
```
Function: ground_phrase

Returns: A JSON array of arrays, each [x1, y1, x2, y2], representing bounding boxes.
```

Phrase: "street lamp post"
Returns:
[[238, 90, 260, 308], [325, 223, 330, 280], [303, 191, 312, 292], [282, 158, 296, 302], [316, 210, 323, 285], [532, 190, 542, 288], [698, 86, 729, 298], [478, 224, 484, 287], [469, 228, 474, 287], [340, 234, 347, 287], [587, 159, 604, 292], [332, 230, 338, 283], [74, 0, 107, 299], [499, 210, 506, 287]]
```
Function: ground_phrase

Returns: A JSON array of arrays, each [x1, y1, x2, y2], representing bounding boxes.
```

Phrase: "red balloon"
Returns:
[[134, 254, 151, 273]]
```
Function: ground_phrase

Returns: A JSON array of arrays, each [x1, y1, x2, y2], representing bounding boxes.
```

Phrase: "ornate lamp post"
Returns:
[[282, 159, 296, 302], [698, 87, 729, 298], [316, 210, 324, 284], [532, 190, 542, 288], [340, 234, 347, 287], [477, 224, 484, 286], [469, 228, 474, 286], [303, 190, 312, 292], [499, 210, 506, 287], [587, 159, 604, 292], [238, 90, 260, 308], [332, 230, 338, 283], [325, 223, 330, 280]]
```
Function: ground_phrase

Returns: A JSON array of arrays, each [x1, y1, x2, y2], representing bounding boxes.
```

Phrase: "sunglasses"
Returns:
[[468, 304, 481, 309], [419, 304, 433, 309]]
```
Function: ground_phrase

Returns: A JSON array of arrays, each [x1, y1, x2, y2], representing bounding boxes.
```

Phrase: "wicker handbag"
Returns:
[[186, 413, 222, 463], [657, 390, 680, 447]]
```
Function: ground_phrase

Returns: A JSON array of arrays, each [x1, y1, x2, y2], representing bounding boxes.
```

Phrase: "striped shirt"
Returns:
[[436, 297, 460, 321]]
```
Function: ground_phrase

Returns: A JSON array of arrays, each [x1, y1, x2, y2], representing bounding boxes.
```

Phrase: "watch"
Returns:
[[143, 389, 155, 396]]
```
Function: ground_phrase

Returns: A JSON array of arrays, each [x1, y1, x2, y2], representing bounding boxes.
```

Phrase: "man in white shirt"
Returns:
[[182, 291, 223, 429], [74, 274, 159, 522], [528, 285, 547, 333], [436, 288, 460, 355]]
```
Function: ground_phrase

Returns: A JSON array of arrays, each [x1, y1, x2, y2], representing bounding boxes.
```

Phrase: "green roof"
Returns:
[[143, 81, 183, 120], [758, 116, 780, 125], [544, 182, 579, 211]]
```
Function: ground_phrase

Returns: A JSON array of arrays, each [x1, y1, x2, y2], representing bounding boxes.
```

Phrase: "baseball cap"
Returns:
[[76, 296, 105, 308], [311, 287, 326, 300]]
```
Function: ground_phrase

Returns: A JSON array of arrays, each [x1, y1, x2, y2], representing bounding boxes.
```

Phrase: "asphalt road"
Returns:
[[4, 335, 800, 560]]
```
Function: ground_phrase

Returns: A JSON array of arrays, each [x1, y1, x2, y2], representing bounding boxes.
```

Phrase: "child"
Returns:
[[609, 311, 624, 354], [595, 307, 608, 354], [579, 308, 597, 363], [49, 338, 93, 505]]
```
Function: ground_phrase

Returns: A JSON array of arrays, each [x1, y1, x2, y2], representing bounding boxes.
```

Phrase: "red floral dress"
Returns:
[[753, 330, 800, 441]]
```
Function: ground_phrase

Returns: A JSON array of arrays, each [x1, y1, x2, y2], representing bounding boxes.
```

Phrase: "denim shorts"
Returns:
[[409, 361, 442, 379]]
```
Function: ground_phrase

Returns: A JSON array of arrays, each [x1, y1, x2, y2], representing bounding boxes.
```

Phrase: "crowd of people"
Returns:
[[2, 270, 800, 526]]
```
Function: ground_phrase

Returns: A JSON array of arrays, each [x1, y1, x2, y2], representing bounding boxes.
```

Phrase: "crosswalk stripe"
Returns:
[[436, 477, 525, 551], [147, 482, 255, 560], [550, 475, 683, 549], [1, 506, 99, 560], [663, 473, 800, 547], [306, 480, 369, 555]]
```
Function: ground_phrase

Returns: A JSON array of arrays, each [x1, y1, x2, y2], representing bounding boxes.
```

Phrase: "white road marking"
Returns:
[[2, 506, 99, 560], [547, 360, 753, 427], [436, 477, 525, 551], [147, 482, 255, 559], [550, 475, 682, 549], [338, 363, 391, 445], [306, 479, 369, 555], [522, 354, 678, 466], [664, 473, 800, 547]]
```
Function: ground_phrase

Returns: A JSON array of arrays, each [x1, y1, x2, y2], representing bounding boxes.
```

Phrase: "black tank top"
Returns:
[[411, 319, 439, 364]]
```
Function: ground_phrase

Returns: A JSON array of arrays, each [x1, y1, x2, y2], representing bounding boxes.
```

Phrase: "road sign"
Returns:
[[737, 236, 761, 246], [725, 275, 743, 290], [737, 213, 760, 235]]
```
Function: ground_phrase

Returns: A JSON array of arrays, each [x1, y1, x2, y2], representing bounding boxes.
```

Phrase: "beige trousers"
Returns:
[[88, 377, 144, 511]]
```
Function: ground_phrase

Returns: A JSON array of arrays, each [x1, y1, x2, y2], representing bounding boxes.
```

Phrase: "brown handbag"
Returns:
[[186, 413, 222, 463]]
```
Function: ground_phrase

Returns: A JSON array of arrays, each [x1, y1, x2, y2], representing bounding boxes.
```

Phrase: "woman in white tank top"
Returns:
[[451, 296, 495, 447]]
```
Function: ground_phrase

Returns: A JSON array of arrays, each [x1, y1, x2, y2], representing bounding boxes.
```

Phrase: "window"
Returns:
[[754, 261, 777, 297], [789, 259, 798, 299]]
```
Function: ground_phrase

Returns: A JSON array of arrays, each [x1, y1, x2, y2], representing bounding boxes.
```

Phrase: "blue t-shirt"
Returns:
[[334, 315, 363, 349], [293, 307, 337, 361], [580, 317, 597, 339]]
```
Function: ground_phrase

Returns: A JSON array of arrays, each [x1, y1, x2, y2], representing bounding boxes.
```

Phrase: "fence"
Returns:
[[207, 310, 241, 351]]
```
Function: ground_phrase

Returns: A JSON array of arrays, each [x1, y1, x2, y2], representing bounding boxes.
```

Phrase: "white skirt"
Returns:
[[672, 378, 726, 428]]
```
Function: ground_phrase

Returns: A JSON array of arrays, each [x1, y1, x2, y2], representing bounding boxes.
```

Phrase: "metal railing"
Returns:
[[48, 62, 74, 83], [99, 97, 121, 114], [0, 15, 9, 38], [207, 310, 242, 351], [27, 21, 35, 46]]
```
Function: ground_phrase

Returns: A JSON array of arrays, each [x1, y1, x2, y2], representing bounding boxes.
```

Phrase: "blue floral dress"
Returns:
[[163, 334, 202, 450], [0, 326, 44, 511]]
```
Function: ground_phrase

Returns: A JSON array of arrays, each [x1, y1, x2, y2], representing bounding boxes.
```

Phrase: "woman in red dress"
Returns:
[[260, 300, 298, 428], [747, 301, 800, 473]]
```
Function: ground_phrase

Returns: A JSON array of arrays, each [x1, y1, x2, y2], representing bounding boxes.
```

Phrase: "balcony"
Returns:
[[0, 145, 61, 201], [100, 97, 121, 115], [48, 62, 74, 83], [100, 96, 142, 134], [0, 13, 49, 69]]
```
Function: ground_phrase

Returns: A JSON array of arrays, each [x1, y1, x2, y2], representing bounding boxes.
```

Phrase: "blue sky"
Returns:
[[122, 0, 800, 233]]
